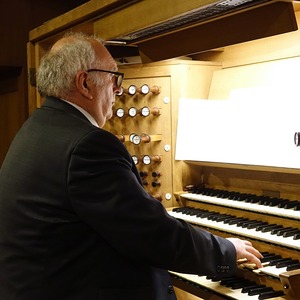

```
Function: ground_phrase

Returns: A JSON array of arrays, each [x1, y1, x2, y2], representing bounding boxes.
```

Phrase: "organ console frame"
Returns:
[[27, 1, 300, 299]]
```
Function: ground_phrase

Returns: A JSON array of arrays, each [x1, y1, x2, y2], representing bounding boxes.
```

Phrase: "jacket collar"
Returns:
[[41, 96, 90, 123]]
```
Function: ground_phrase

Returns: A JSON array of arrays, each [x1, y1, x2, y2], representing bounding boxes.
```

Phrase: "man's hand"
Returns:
[[227, 237, 263, 268]]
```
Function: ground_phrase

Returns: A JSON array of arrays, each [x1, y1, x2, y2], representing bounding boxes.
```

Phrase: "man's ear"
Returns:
[[75, 71, 93, 100]]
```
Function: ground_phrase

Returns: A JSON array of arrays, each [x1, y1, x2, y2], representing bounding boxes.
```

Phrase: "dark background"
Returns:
[[0, 0, 89, 164]]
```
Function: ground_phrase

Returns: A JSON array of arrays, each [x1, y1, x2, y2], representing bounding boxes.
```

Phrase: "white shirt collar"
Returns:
[[62, 99, 99, 128]]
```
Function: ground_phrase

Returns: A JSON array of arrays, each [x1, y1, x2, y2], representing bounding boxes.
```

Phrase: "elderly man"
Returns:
[[0, 32, 262, 300]]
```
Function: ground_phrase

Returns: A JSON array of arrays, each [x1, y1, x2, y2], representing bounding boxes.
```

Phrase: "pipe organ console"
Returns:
[[103, 61, 300, 299], [26, 0, 300, 299]]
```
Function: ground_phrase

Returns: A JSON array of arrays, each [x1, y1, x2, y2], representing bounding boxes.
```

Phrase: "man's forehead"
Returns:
[[93, 41, 118, 69]]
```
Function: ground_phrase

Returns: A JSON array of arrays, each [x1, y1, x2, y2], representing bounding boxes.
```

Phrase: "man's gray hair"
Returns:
[[36, 32, 104, 98]]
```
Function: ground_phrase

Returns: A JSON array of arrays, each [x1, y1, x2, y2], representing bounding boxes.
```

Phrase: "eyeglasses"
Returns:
[[86, 69, 124, 88]]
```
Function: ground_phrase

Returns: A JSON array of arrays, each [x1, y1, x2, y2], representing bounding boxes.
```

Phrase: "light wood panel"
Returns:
[[29, 0, 140, 42], [136, 2, 297, 63], [216, 11, 300, 68]]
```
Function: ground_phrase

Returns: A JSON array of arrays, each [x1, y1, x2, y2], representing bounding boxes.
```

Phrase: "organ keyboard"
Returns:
[[169, 207, 300, 250], [168, 186, 300, 299], [180, 186, 300, 220], [170, 271, 286, 299]]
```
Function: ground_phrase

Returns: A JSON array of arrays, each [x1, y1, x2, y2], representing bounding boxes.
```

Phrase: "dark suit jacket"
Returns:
[[0, 97, 237, 300]]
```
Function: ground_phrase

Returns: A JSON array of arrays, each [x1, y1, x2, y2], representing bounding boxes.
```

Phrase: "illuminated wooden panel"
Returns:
[[176, 74, 300, 173], [136, 2, 297, 63], [209, 10, 300, 69]]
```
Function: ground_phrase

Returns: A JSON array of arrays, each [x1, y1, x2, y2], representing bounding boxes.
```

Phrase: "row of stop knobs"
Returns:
[[115, 106, 161, 118], [119, 84, 161, 96], [131, 155, 162, 165], [118, 83, 166, 201]]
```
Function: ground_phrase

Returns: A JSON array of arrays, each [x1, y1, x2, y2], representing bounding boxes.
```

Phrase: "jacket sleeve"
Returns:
[[68, 129, 237, 276]]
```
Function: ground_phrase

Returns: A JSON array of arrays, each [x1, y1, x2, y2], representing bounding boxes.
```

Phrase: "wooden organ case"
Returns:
[[27, 0, 300, 299]]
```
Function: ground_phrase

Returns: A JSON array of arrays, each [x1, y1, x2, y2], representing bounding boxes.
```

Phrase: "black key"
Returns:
[[269, 258, 291, 266], [220, 277, 240, 285], [231, 280, 256, 289], [271, 226, 286, 235], [208, 213, 226, 220], [244, 195, 258, 203], [197, 211, 216, 218], [257, 224, 282, 232], [189, 209, 202, 216], [259, 197, 273, 206], [228, 192, 240, 200], [294, 233, 300, 240], [185, 210, 197, 216], [194, 210, 208, 217], [240, 220, 259, 228], [206, 189, 217, 197], [257, 196, 267, 204], [258, 290, 285, 299], [248, 197, 260, 204], [247, 221, 268, 229], [236, 219, 251, 227], [222, 216, 237, 223], [261, 255, 282, 263], [239, 219, 258, 228], [248, 286, 273, 296], [224, 279, 248, 288], [173, 207, 190, 213], [277, 259, 299, 268], [207, 213, 221, 220], [287, 262, 300, 271], [274, 198, 290, 207], [277, 199, 291, 208], [227, 218, 245, 225], [284, 200, 299, 209], [259, 252, 274, 263], [231, 193, 245, 201], [260, 252, 273, 257], [223, 217, 240, 224], [267, 198, 285, 207], [220, 191, 230, 199], [283, 229, 300, 238], [276, 227, 294, 236], [212, 214, 232, 222], [242, 285, 265, 293]]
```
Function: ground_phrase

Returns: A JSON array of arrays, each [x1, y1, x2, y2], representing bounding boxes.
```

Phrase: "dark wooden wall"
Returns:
[[0, 0, 89, 166]]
